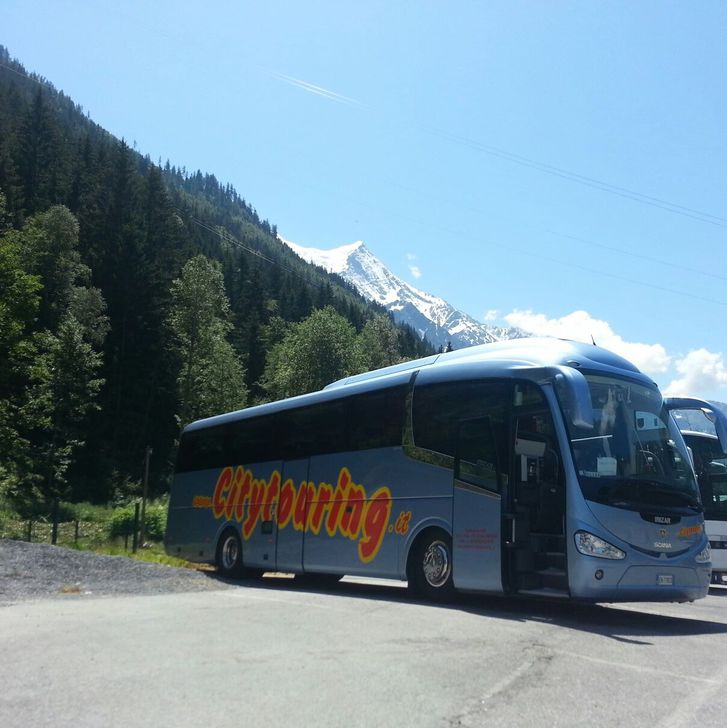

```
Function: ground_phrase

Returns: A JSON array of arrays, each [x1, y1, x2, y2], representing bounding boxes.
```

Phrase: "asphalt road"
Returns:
[[2, 578, 727, 728]]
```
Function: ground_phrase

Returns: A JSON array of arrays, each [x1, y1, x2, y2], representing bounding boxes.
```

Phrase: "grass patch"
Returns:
[[1, 498, 203, 571], [88, 543, 196, 569]]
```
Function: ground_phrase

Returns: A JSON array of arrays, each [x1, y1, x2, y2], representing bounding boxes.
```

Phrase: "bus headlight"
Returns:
[[574, 531, 626, 560], [695, 544, 711, 563]]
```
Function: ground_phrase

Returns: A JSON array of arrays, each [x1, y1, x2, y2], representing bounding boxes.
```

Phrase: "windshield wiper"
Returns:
[[621, 479, 703, 512]]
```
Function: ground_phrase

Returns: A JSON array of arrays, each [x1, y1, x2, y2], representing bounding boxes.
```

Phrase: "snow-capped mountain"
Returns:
[[281, 238, 523, 350]]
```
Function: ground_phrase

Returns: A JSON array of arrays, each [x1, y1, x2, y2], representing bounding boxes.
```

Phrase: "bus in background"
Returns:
[[677, 426, 727, 586], [166, 337, 723, 603]]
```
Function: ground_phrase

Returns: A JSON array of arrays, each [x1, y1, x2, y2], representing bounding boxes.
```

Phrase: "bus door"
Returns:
[[241, 460, 282, 571], [452, 417, 504, 592], [509, 395, 568, 595], [275, 458, 310, 573]]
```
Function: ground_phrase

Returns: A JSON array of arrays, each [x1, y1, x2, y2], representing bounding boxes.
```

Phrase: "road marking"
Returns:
[[661, 659, 727, 727], [453, 648, 554, 726], [552, 648, 719, 686]]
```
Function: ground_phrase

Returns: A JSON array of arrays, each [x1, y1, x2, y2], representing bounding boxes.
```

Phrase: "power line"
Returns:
[[179, 210, 334, 286], [270, 69, 727, 230], [383, 175, 727, 284], [295, 173, 727, 310], [541, 228, 727, 284], [416, 123, 727, 230], [4, 56, 725, 308], [5, 52, 727, 232]]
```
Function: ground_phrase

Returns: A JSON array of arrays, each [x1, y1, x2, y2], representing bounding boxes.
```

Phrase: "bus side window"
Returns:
[[455, 417, 501, 492], [412, 380, 508, 459], [347, 386, 406, 451], [284, 400, 347, 458], [177, 426, 228, 472]]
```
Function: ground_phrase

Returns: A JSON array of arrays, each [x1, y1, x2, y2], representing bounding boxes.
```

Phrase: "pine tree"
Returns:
[[358, 313, 404, 370], [168, 255, 247, 426], [16, 89, 69, 214], [0, 191, 41, 497], [1, 204, 109, 504], [262, 306, 365, 398], [15, 316, 104, 504]]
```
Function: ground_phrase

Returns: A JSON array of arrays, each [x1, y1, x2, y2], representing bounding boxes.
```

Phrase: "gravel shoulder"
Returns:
[[0, 539, 232, 605]]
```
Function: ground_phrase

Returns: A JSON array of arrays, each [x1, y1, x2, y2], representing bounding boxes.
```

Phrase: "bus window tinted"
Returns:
[[413, 381, 508, 458], [284, 399, 347, 458], [176, 384, 407, 471], [228, 414, 279, 463], [347, 386, 406, 450], [176, 425, 228, 472]]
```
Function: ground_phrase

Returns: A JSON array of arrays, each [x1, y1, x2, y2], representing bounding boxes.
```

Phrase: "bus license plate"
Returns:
[[657, 574, 673, 586]]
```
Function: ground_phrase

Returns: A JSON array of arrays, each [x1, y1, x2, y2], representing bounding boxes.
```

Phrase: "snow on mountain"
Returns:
[[281, 237, 523, 350]]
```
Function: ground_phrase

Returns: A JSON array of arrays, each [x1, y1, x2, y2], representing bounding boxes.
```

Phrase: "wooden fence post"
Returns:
[[132, 502, 140, 553], [51, 498, 59, 545]]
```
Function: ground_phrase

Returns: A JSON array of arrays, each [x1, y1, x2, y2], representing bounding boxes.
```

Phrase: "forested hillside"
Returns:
[[0, 46, 433, 508]]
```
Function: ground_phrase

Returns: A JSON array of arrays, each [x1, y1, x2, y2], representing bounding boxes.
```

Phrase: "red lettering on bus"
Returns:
[[341, 483, 365, 539], [293, 481, 311, 531], [278, 478, 295, 528], [263, 471, 280, 521], [235, 469, 251, 522], [225, 466, 243, 521], [243, 479, 266, 539], [212, 467, 233, 519], [359, 488, 392, 563], [203, 466, 395, 564], [325, 469, 350, 537], [309, 482, 333, 534]]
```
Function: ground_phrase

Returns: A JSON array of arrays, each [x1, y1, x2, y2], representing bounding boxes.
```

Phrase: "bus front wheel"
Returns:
[[409, 530, 454, 601]]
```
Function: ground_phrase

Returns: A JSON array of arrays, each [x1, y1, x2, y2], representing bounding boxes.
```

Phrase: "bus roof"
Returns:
[[325, 336, 644, 389], [184, 336, 653, 433]]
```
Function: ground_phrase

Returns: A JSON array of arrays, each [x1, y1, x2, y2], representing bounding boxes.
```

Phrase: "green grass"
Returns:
[[0, 498, 201, 570], [85, 542, 197, 569]]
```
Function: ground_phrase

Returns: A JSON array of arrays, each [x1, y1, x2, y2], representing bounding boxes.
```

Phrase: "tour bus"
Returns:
[[677, 428, 727, 586], [165, 337, 726, 602]]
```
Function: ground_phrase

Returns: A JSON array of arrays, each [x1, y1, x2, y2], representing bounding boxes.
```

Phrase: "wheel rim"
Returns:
[[221, 535, 239, 570], [422, 539, 451, 588]]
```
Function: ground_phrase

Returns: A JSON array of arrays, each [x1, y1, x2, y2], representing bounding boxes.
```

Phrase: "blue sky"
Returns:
[[4, 1, 727, 402]]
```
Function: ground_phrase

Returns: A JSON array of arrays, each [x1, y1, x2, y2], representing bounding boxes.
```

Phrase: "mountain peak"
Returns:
[[280, 237, 523, 349], [281, 237, 364, 274]]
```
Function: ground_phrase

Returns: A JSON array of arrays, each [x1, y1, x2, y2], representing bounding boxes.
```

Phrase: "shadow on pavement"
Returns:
[[201, 569, 727, 643]]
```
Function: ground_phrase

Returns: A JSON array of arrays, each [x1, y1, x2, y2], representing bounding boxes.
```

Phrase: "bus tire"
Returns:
[[216, 528, 244, 578], [408, 529, 454, 601]]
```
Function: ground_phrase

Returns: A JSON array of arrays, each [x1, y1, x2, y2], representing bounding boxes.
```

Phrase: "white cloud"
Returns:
[[503, 309, 671, 376], [484, 309, 499, 321], [409, 265, 422, 279], [406, 253, 417, 261], [663, 349, 727, 400]]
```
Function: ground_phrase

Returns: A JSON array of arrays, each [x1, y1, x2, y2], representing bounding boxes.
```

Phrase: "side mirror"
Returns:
[[515, 363, 594, 430], [554, 366, 594, 430]]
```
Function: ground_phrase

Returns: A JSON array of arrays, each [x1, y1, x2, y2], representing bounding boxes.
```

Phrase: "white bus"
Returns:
[[166, 338, 721, 602], [679, 429, 727, 586]]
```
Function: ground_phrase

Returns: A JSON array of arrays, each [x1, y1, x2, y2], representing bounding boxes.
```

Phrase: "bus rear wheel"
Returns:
[[216, 529, 243, 578], [409, 530, 454, 601]]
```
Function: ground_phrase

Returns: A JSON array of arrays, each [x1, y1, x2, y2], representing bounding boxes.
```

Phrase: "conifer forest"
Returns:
[[0, 47, 434, 510]]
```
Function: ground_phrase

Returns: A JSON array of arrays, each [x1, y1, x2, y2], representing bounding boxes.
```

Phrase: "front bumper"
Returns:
[[569, 559, 711, 602]]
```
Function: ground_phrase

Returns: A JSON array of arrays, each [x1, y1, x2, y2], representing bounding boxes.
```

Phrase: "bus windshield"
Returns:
[[564, 375, 699, 511], [681, 432, 727, 522]]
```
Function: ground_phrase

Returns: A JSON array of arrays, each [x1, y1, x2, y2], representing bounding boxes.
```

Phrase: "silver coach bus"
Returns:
[[166, 337, 724, 602]]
